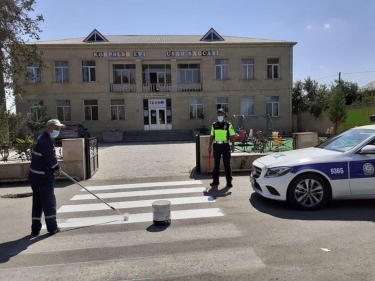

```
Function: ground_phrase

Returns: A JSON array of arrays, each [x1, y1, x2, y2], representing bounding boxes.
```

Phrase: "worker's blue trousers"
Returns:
[[29, 172, 58, 233]]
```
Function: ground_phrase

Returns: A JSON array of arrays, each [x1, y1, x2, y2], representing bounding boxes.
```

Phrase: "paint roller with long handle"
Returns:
[[61, 171, 129, 221]]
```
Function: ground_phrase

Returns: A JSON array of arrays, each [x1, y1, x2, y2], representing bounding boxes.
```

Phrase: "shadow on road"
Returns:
[[203, 184, 232, 199], [0, 234, 50, 264], [249, 192, 375, 222]]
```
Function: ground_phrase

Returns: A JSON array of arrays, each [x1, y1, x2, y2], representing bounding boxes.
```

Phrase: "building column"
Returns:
[[170, 59, 177, 92], [135, 59, 142, 93]]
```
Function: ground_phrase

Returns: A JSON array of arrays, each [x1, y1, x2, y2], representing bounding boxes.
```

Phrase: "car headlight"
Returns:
[[264, 167, 292, 178]]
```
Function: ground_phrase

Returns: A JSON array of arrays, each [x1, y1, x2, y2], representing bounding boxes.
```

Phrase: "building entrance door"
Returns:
[[149, 108, 167, 130]]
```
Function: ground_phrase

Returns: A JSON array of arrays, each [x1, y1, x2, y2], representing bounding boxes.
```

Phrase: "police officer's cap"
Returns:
[[217, 108, 225, 114]]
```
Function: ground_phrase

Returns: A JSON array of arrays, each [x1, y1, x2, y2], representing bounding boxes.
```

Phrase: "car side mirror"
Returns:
[[359, 145, 375, 154]]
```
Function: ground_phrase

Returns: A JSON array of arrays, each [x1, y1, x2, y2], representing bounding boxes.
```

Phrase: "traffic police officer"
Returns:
[[29, 119, 65, 236], [208, 108, 236, 188]]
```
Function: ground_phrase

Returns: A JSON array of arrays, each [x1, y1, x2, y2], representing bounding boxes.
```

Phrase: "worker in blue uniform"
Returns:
[[207, 108, 236, 188], [29, 119, 65, 236]]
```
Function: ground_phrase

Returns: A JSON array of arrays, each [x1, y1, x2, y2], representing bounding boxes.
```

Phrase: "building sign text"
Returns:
[[166, 50, 219, 57], [93, 51, 146, 57]]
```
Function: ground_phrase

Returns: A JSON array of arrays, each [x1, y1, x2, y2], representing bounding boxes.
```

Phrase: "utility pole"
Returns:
[[338, 72, 341, 83]]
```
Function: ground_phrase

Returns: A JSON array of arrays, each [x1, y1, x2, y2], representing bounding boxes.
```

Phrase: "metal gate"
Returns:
[[195, 133, 201, 174], [85, 137, 98, 179]]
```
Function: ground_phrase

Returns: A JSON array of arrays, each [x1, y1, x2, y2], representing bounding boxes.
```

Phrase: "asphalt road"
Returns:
[[1, 141, 375, 281]]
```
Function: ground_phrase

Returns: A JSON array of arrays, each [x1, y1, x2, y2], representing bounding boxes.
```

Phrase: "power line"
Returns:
[[315, 70, 375, 81], [314, 74, 338, 80], [341, 70, 375, 75]]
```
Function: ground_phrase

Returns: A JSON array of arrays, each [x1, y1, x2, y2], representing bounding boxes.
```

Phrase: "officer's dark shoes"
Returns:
[[210, 181, 219, 186], [30, 231, 39, 236], [49, 227, 60, 235], [226, 181, 233, 188]]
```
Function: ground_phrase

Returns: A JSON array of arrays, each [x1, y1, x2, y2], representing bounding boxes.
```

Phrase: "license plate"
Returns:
[[250, 176, 255, 185]]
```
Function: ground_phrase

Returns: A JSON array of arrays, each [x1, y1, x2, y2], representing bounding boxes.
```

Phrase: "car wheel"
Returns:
[[287, 173, 329, 210]]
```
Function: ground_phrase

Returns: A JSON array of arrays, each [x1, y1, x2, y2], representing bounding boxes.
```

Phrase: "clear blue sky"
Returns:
[[29, 0, 375, 88]]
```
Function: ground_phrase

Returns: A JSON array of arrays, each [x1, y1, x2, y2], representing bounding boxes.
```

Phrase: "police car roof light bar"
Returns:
[[61, 171, 129, 221]]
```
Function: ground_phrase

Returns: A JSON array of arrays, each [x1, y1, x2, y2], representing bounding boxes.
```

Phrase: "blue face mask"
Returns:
[[217, 116, 224, 122], [50, 130, 60, 138]]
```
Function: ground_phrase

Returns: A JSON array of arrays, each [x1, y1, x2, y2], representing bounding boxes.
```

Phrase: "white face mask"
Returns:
[[50, 130, 60, 138], [217, 116, 224, 122]]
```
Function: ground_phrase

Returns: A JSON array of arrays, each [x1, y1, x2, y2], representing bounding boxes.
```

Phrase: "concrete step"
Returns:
[[123, 130, 195, 142]]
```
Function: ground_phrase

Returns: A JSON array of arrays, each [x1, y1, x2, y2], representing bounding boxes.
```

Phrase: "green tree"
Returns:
[[0, 95, 29, 144], [327, 87, 348, 134], [292, 80, 308, 131], [332, 79, 359, 105], [353, 88, 375, 105], [0, 0, 44, 105], [309, 84, 329, 119], [27, 102, 49, 137], [292, 80, 308, 114], [303, 76, 319, 102]]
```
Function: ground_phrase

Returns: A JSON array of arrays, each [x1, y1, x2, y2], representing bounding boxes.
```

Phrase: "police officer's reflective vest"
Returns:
[[210, 121, 235, 141]]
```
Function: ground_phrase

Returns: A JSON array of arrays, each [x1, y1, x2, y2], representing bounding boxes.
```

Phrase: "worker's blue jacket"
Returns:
[[29, 131, 60, 178]]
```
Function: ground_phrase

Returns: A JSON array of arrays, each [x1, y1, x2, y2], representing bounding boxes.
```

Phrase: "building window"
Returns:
[[178, 64, 201, 84], [29, 100, 44, 120], [266, 96, 279, 117], [82, 61, 96, 82], [241, 59, 254, 80], [27, 63, 41, 83], [241, 97, 254, 116], [55, 61, 69, 83], [216, 97, 228, 113], [84, 100, 98, 120], [56, 100, 71, 121], [113, 64, 136, 84], [142, 64, 171, 92], [215, 59, 229, 80], [111, 99, 125, 120], [189, 98, 204, 119], [267, 58, 279, 79], [142, 64, 171, 84]]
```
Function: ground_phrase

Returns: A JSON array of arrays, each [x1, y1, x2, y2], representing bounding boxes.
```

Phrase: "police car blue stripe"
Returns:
[[291, 161, 375, 180]]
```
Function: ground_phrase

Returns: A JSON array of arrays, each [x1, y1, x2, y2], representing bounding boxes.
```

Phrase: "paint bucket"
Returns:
[[152, 200, 171, 226]]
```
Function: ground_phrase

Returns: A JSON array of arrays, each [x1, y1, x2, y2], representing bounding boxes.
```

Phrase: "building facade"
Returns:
[[18, 28, 297, 139]]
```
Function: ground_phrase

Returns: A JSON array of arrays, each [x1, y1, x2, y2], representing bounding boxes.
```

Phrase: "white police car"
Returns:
[[250, 125, 375, 210]]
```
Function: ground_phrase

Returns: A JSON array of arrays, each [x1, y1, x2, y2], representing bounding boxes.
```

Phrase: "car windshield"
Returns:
[[317, 129, 375, 152]]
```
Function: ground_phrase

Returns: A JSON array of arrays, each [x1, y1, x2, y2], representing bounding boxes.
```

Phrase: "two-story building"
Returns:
[[17, 28, 297, 139]]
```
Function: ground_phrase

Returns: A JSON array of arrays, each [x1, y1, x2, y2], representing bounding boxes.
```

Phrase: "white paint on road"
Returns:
[[71, 187, 207, 200], [45, 208, 224, 228], [81, 180, 203, 191], [58, 196, 215, 213]]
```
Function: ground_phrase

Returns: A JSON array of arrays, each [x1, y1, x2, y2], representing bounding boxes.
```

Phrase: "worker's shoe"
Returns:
[[226, 181, 233, 188], [210, 181, 219, 186], [30, 231, 39, 236], [49, 227, 60, 235]]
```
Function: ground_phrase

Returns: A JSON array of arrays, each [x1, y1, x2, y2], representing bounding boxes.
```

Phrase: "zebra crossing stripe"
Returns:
[[18, 223, 241, 254], [71, 187, 207, 200], [80, 180, 202, 191], [47, 208, 224, 229], [58, 196, 215, 213]]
